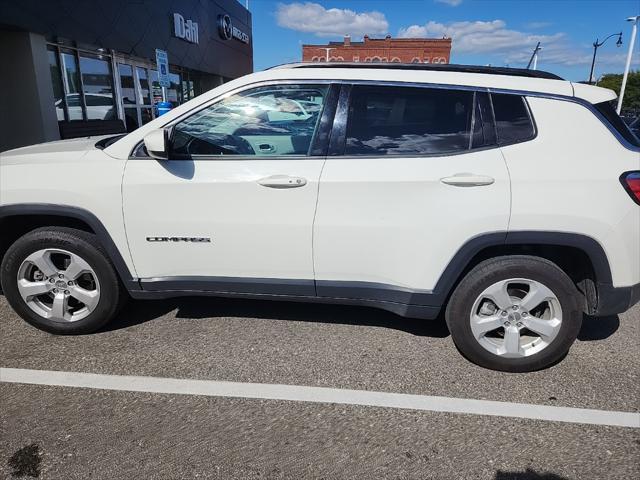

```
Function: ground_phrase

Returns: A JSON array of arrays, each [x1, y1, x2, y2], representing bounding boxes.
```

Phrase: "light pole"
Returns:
[[588, 32, 623, 84], [617, 16, 639, 114]]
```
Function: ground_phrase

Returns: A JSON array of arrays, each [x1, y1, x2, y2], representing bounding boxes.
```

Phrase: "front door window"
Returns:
[[171, 85, 329, 157]]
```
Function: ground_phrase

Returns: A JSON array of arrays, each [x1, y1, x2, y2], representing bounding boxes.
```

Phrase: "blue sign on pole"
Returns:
[[155, 49, 170, 88]]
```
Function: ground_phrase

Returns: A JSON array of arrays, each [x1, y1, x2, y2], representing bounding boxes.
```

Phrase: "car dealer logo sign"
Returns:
[[218, 14, 250, 44]]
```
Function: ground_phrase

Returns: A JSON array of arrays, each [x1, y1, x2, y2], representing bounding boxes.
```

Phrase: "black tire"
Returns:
[[445, 255, 583, 372], [0, 227, 126, 334]]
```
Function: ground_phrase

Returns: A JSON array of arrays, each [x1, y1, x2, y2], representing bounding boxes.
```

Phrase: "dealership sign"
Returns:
[[173, 13, 199, 44], [218, 14, 250, 44]]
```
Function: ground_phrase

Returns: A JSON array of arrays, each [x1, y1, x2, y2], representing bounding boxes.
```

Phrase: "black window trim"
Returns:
[[127, 78, 640, 159]]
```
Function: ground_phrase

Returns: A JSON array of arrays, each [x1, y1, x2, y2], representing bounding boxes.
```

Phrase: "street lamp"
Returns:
[[617, 16, 639, 114], [588, 32, 623, 84]]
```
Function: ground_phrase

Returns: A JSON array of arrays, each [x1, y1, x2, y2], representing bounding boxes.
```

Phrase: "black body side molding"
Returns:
[[2, 206, 626, 318], [0, 203, 139, 291], [318, 231, 614, 308], [138, 231, 620, 318]]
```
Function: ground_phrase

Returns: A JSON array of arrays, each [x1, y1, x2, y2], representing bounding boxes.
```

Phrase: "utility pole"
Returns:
[[526, 42, 542, 70], [617, 16, 639, 114]]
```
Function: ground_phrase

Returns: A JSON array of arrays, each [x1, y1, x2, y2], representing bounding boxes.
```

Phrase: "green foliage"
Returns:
[[597, 71, 640, 114]]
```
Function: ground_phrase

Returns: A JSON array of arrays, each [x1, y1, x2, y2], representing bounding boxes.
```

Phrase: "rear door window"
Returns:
[[491, 93, 536, 145], [344, 85, 475, 156]]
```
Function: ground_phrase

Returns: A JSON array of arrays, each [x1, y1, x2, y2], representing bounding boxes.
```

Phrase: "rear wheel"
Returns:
[[446, 256, 582, 372], [1, 227, 126, 334]]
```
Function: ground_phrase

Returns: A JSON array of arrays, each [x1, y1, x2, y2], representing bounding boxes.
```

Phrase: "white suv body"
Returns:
[[1, 64, 639, 371]]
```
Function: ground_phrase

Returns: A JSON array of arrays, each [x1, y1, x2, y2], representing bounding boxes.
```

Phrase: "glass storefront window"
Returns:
[[148, 69, 163, 105], [47, 49, 65, 121], [118, 64, 136, 106], [167, 72, 181, 107], [182, 79, 194, 102], [60, 51, 82, 120], [148, 69, 182, 107], [136, 67, 151, 105], [79, 54, 116, 120], [47, 45, 210, 134], [123, 107, 139, 132], [141, 108, 153, 125]]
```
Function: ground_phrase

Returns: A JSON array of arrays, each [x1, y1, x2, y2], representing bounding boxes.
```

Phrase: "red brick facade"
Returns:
[[302, 35, 452, 64]]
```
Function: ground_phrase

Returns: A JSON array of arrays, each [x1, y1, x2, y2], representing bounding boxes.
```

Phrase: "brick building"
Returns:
[[302, 35, 452, 64]]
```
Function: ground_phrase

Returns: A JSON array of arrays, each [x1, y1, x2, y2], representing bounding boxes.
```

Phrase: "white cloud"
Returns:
[[397, 19, 635, 69], [435, 0, 463, 6], [276, 2, 388, 38], [398, 20, 564, 55]]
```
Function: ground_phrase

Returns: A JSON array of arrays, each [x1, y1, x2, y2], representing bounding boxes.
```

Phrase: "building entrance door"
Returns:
[[114, 55, 185, 132], [115, 60, 156, 132]]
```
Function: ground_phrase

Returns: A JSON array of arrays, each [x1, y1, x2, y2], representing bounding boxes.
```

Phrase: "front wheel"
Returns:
[[1, 227, 126, 334], [446, 256, 583, 372]]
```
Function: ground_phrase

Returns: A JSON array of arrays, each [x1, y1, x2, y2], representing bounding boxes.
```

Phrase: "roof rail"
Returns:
[[268, 62, 564, 80]]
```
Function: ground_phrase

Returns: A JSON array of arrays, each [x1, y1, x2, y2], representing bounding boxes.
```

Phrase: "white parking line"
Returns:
[[2, 367, 639, 428]]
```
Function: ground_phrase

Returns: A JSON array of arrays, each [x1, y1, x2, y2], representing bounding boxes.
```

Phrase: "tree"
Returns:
[[596, 71, 640, 115]]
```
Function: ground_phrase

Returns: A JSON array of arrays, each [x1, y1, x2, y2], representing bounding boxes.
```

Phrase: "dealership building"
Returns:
[[0, 0, 253, 152]]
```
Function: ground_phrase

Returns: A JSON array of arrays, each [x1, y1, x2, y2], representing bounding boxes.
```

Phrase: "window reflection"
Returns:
[[79, 54, 116, 120], [124, 107, 139, 132], [48, 49, 65, 121], [61, 52, 82, 120], [136, 67, 150, 105], [118, 64, 136, 105], [167, 72, 181, 107], [141, 108, 153, 125], [172, 85, 328, 157]]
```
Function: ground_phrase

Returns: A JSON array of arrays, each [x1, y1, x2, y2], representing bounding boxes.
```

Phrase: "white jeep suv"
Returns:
[[1, 63, 639, 372]]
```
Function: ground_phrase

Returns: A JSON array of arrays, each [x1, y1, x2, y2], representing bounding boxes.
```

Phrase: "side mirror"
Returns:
[[143, 129, 169, 160]]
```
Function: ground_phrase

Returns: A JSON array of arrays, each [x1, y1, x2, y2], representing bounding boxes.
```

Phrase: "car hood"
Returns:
[[0, 136, 113, 165]]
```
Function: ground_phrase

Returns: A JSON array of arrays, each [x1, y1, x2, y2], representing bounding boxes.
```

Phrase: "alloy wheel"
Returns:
[[16, 248, 101, 323], [469, 278, 563, 358]]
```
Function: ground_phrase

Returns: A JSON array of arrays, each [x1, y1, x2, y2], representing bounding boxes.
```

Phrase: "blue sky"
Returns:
[[248, 0, 640, 81]]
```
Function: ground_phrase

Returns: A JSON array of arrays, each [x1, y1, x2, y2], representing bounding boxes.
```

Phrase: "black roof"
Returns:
[[276, 62, 563, 80]]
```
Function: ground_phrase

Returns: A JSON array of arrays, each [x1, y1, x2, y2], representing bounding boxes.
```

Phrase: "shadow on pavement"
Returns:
[[494, 468, 568, 479], [578, 313, 620, 341], [103, 296, 451, 338]]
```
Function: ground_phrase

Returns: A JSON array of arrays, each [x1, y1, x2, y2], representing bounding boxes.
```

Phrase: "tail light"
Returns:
[[620, 171, 640, 205]]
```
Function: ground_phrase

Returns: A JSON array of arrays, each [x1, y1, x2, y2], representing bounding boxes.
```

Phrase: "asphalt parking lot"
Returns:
[[1, 294, 639, 479]]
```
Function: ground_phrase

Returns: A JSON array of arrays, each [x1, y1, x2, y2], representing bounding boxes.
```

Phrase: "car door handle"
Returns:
[[257, 175, 307, 189], [440, 174, 495, 187]]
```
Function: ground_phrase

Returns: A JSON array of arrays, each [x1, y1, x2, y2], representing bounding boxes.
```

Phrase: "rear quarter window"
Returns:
[[491, 93, 536, 145], [593, 100, 640, 148]]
